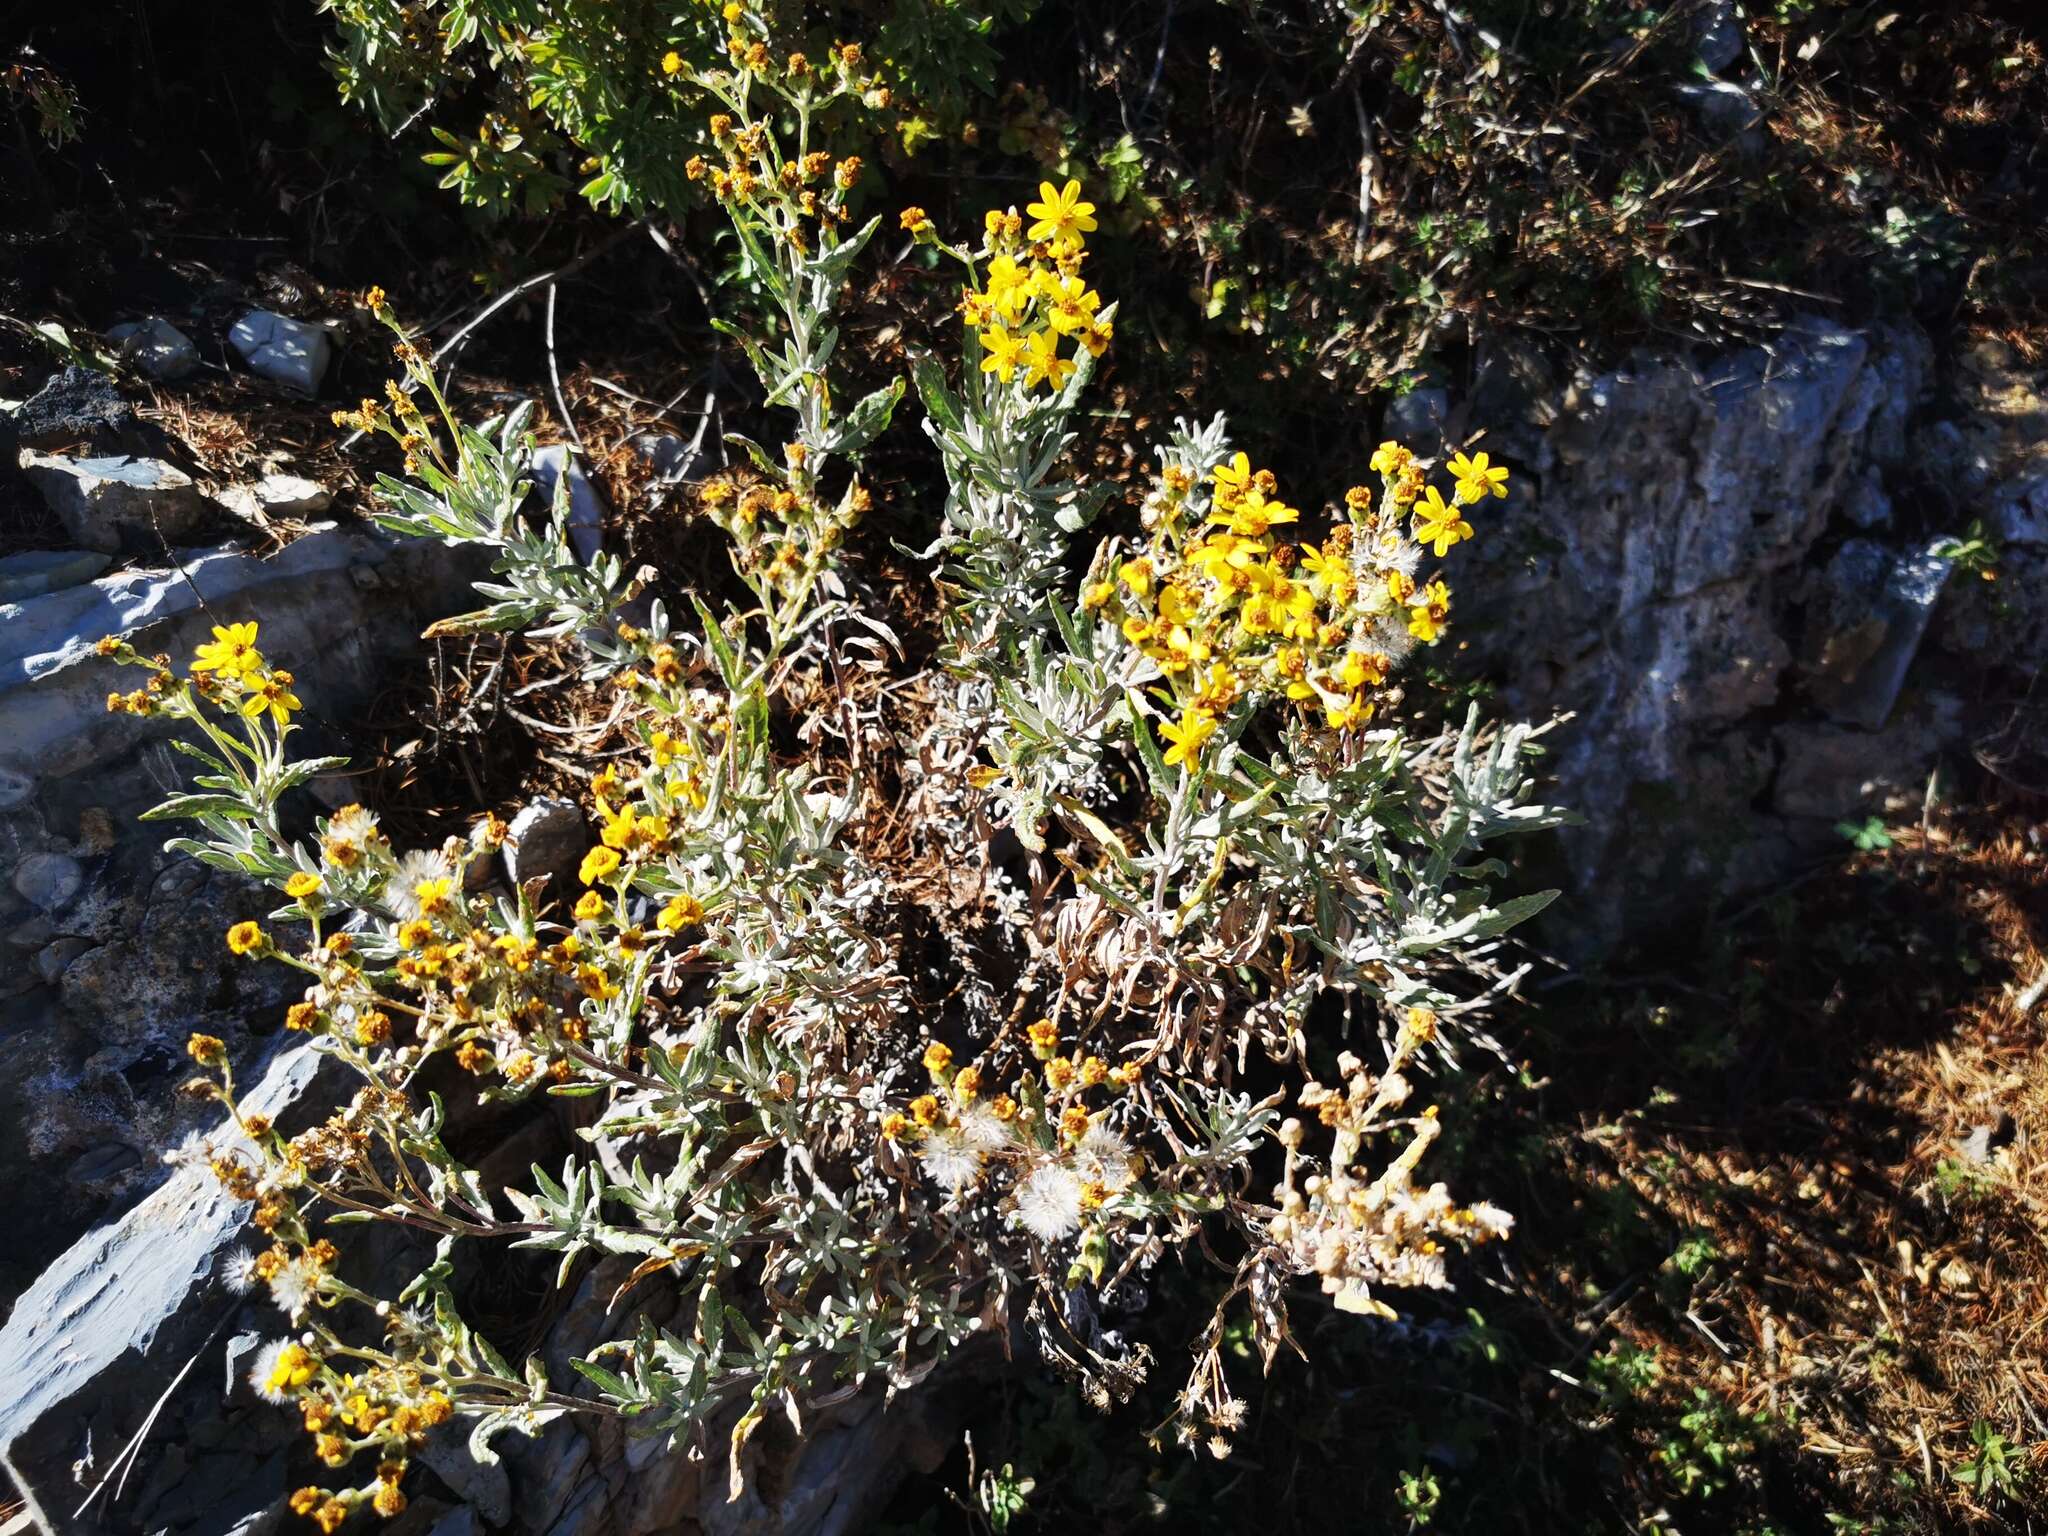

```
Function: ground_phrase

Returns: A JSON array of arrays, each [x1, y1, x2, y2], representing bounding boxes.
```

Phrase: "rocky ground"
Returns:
[[4, 3, 2048, 1534]]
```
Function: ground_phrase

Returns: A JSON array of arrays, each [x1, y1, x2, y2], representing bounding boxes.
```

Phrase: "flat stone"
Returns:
[[218, 471, 333, 524], [228, 310, 333, 395], [0, 1042, 331, 1533], [5, 365, 153, 454], [530, 445, 606, 564], [12, 851, 83, 911], [504, 797, 588, 891], [18, 452, 211, 554], [1675, 79, 1762, 135], [0, 549, 111, 602], [34, 936, 93, 984], [106, 318, 201, 381]]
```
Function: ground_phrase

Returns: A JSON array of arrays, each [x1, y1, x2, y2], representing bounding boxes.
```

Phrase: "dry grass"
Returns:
[[1555, 805, 2048, 1525]]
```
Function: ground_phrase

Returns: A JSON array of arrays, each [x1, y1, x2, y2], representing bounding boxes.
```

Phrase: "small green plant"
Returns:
[[1932, 520, 2001, 581], [1951, 1422, 2021, 1504], [1395, 1464, 1442, 1527], [1589, 1342, 1662, 1411], [1659, 1388, 1770, 1501], [1835, 816, 1893, 852]]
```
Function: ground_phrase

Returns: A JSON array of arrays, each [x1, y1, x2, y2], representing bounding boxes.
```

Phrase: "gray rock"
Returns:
[[19, 453, 212, 554], [106, 319, 200, 382], [1382, 387, 1450, 455], [417, 1428, 512, 1527], [1675, 79, 1762, 135], [504, 798, 588, 892], [217, 472, 332, 524], [0, 1043, 331, 1533], [5, 366, 156, 455], [12, 851, 83, 911], [531, 445, 606, 564], [1694, 0, 1744, 73], [0, 522, 487, 1309], [1454, 316, 1940, 950], [227, 311, 333, 395], [0, 550, 112, 603], [1803, 538, 1953, 729], [34, 937, 93, 985]]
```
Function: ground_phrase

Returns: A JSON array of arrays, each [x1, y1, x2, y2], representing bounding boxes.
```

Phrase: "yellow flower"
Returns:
[[1369, 440, 1412, 478], [599, 800, 639, 852], [984, 254, 1031, 319], [573, 890, 607, 923], [1159, 707, 1217, 768], [579, 846, 622, 885], [923, 1041, 954, 1076], [1041, 273, 1101, 336], [412, 876, 455, 919], [979, 326, 1025, 382], [1412, 485, 1474, 557], [1211, 452, 1253, 506], [661, 49, 684, 75], [657, 892, 705, 932], [1447, 449, 1510, 502], [284, 871, 321, 900], [1407, 579, 1451, 643], [1026, 1019, 1058, 1057], [187, 1032, 227, 1066], [1021, 327, 1074, 391], [226, 921, 266, 956], [237, 669, 303, 729], [1025, 179, 1097, 245], [192, 622, 264, 678], [266, 1343, 320, 1396], [899, 206, 931, 234]]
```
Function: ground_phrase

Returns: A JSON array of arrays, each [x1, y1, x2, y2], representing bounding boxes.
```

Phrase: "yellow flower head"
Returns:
[[284, 871, 322, 901], [226, 921, 266, 957], [1021, 328, 1074, 392], [661, 49, 684, 75], [978, 325, 1025, 382], [578, 846, 622, 886], [1159, 707, 1218, 769], [1412, 485, 1474, 558], [1447, 449, 1510, 502], [1025, 179, 1097, 245], [193, 622, 264, 678], [657, 892, 705, 933]]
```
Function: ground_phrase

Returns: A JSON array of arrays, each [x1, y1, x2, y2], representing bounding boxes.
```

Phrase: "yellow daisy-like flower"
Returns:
[[1021, 328, 1074, 391], [237, 670, 302, 729], [225, 920, 266, 956], [979, 325, 1025, 381], [661, 49, 684, 75], [193, 622, 264, 678], [1412, 485, 1474, 557], [284, 871, 321, 900], [578, 846, 622, 885], [657, 892, 705, 933], [1447, 449, 1510, 502], [1407, 579, 1451, 643], [1159, 707, 1217, 768], [1024, 179, 1097, 245]]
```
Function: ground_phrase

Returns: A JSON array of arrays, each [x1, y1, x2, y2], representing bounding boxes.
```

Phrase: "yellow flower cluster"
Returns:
[[958, 179, 1112, 392], [103, 621, 302, 729], [1086, 440, 1508, 767]]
